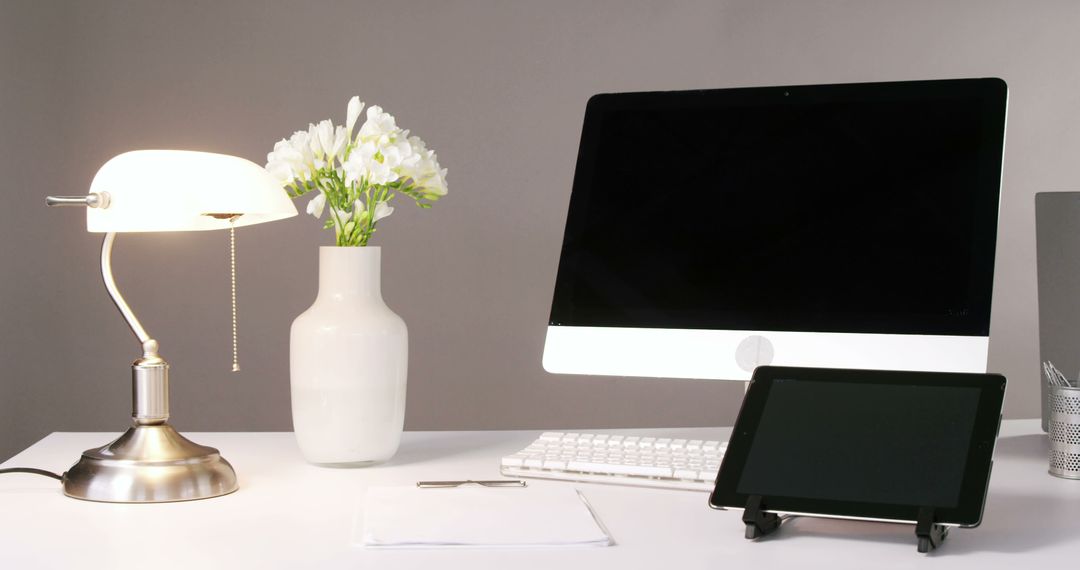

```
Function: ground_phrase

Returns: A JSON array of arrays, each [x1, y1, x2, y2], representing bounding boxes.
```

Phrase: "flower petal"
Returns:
[[346, 96, 364, 136], [373, 201, 394, 222], [306, 193, 326, 218]]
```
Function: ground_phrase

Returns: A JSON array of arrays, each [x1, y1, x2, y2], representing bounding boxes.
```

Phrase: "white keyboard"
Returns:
[[500, 432, 727, 491]]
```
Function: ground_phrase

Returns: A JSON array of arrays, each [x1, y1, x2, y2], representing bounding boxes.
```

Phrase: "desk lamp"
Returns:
[[46, 150, 297, 503]]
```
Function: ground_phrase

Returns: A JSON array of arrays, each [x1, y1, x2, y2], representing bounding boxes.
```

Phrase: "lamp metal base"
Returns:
[[62, 424, 238, 503]]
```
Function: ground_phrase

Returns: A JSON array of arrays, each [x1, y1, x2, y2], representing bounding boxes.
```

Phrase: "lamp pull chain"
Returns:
[[230, 224, 240, 372]]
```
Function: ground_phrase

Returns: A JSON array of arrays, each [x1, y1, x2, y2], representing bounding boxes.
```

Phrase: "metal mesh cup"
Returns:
[[1048, 385, 1080, 479]]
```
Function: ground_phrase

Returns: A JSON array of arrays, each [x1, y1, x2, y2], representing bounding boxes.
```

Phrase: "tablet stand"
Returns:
[[742, 495, 781, 539], [915, 507, 949, 553], [743, 497, 949, 553]]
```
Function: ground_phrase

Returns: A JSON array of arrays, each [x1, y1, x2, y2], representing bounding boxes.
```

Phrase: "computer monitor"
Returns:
[[544, 78, 1008, 380]]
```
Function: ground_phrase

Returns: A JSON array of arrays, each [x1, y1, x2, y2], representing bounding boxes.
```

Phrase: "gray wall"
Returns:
[[2, 0, 1076, 461]]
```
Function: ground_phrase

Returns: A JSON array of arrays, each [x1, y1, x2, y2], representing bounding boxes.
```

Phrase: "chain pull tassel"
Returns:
[[229, 225, 239, 372]]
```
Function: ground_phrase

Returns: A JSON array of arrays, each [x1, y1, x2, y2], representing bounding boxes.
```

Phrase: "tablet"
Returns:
[[709, 366, 1005, 527]]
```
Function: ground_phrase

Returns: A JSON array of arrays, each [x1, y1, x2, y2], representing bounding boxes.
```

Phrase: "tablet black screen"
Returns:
[[736, 379, 980, 508]]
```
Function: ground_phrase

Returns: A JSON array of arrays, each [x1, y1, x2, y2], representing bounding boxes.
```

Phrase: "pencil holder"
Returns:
[[1048, 385, 1080, 479]]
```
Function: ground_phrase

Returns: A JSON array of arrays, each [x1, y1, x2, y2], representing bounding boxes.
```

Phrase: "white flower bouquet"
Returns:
[[265, 96, 447, 246]]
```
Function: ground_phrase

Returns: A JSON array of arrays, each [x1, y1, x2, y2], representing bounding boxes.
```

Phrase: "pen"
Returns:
[[416, 480, 527, 488]]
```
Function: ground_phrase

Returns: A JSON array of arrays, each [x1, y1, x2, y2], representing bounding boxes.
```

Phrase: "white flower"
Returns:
[[367, 160, 397, 186], [379, 145, 404, 175], [290, 130, 316, 170], [265, 130, 312, 185], [407, 134, 427, 155], [267, 139, 301, 166], [332, 126, 348, 160], [358, 106, 400, 146], [306, 193, 326, 218], [308, 120, 329, 158], [341, 149, 364, 186], [423, 166, 449, 199], [266, 159, 295, 185], [342, 141, 400, 186], [385, 138, 419, 170], [330, 204, 353, 225], [346, 96, 365, 138], [308, 120, 348, 165], [404, 142, 448, 199], [373, 200, 394, 222]]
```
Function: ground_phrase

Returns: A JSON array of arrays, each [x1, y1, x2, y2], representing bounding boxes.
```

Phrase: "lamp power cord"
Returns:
[[0, 468, 63, 481]]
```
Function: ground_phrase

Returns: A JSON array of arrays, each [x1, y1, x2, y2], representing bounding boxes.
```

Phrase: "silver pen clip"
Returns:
[[416, 479, 528, 488]]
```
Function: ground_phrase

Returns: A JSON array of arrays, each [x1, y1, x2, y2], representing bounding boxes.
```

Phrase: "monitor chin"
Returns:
[[542, 325, 989, 380]]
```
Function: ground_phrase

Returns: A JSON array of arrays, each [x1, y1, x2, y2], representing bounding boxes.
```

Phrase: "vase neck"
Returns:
[[317, 246, 382, 301]]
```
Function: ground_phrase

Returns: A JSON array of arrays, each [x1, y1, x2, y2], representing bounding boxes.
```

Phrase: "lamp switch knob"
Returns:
[[46, 192, 110, 209]]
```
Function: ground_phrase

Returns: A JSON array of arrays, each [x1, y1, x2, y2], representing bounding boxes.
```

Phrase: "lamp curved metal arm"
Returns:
[[44, 194, 158, 358], [100, 232, 157, 356]]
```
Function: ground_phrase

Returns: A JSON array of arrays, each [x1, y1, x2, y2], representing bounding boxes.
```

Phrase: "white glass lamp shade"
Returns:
[[87, 150, 297, 232]]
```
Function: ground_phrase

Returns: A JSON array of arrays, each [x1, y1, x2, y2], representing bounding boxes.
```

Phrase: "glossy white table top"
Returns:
[[1, 420, 1077, 569]]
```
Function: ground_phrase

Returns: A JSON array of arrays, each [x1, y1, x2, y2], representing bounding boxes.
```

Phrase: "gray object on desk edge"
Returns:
[[1035, 191, 1080, 431]]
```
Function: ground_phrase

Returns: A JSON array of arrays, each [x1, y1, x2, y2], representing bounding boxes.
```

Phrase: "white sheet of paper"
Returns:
[[355, 485, 613, 549]]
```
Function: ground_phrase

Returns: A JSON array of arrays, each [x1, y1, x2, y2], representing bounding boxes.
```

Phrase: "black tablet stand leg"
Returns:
[[915, 507, 949, 553], [743, 495, 781, 539]]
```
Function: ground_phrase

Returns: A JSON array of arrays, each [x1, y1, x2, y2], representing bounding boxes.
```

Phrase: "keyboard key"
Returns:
[[501, 454, 526, 467], [567, 461, 673, 478], [539, 432, 564, 441]]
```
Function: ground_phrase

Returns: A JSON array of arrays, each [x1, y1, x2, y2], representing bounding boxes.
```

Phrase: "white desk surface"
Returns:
[[0, 420, 1076, 569]]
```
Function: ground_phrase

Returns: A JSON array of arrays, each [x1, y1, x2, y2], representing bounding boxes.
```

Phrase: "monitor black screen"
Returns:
[[550, 79, 1006, 336]]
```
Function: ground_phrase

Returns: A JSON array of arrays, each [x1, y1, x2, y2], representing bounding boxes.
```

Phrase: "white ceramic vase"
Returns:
[[290, 246, 408, 466]]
